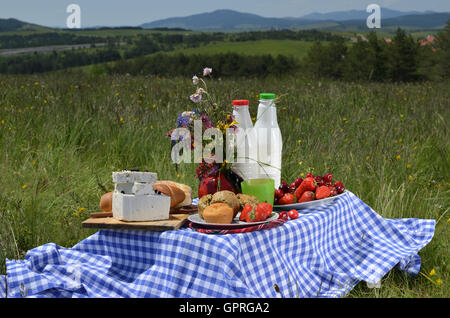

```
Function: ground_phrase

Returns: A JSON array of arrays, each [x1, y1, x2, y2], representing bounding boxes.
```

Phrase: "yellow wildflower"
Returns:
[[78, 207, 86, 213], [295, 118, 300, 123], [298, 161, 303, 166], [120, 117, 124, 122], [342, 117, 347, 121], [406, 163, 411, 169], [409, 175, 413, 181], [436, 278, 442, 286], [21, 184, 27, 189], [429, 269, 436, 276], [396, 155, 401, 160]]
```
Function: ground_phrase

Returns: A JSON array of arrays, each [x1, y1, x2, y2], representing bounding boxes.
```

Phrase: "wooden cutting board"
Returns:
[[82, 213, 190, 231]]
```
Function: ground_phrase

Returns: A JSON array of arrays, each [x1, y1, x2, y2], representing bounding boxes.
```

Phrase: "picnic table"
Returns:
[[0, 191, 435, 298]]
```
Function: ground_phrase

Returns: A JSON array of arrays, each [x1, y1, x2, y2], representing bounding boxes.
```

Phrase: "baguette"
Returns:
[[157, 181, 192, 209], [154, 181, 186, 208]]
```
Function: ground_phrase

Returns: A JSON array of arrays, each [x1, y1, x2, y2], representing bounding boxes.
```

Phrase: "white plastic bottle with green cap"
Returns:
[[254, 93, 282, 189]]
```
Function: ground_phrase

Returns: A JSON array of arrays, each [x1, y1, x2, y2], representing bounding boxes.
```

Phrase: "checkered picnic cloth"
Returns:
[[0, 191, 435, 298]]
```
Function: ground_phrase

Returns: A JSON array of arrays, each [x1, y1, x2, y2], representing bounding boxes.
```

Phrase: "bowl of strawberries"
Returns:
[[273, 172, 346, 210]]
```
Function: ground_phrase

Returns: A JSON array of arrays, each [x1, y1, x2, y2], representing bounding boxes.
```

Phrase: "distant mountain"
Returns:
[[141, 9, 316, 31], [141, 9, 450, 31], [0, 18, 51, 32], [300, 8, 434, 21]]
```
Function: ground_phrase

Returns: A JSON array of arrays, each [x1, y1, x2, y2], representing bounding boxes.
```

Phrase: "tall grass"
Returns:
[[0, 71, 448, 297]]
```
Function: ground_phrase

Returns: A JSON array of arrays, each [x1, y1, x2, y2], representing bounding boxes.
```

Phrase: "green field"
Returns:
[[0, 71, 448, 297], [169, 39, 315, 58]]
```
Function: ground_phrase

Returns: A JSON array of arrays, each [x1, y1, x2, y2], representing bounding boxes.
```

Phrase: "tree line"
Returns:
[[0, 24, 449, 81], [303, 24, 450, 81]]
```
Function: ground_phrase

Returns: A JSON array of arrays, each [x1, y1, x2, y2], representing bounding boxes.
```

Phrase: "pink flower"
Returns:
[[203, 67, 212, 76]]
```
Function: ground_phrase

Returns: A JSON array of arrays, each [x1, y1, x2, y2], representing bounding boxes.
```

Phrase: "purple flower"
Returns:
[[203, 67, 212, 77], [200, 114, 213, 129]]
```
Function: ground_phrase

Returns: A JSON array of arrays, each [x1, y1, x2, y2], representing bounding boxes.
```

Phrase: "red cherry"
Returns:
[[279, 181, 290, 193], [334, 181, 344, 188], [335, 184, 345, 194], [315, 176, 324, 186], [278, 211, 288, 221], [294, 178, 303, 188], [288, 209, 299, 220], [323, 173, 333, 184], [274, 189, 284, 199]]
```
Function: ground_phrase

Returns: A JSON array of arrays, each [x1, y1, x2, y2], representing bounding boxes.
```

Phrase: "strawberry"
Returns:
[[298, 191, 315, 203], [278, 193, 296, 205], [315, 185, 331, 200], [240, 203, 254, 222], [246, 204, 267, 222], [257, 202, 273, 218], [330, 187, 338, 196], [294, 177, 317, 199]]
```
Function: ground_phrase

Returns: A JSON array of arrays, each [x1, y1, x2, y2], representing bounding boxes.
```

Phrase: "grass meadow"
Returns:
[[169, 39, 315, 58], [0, 71, 448, 297]]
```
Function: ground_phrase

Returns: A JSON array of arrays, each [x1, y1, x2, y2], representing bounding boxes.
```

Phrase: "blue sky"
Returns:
[[1, 0, 450, 27]]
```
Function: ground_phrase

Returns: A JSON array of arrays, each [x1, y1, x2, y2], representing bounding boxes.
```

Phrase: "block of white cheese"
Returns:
[[112, 171, 157, 184], [112, 192, 170, 222], [132, 182, 154, 196]]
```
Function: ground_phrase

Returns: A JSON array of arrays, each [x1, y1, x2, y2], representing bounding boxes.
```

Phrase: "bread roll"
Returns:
[[210, 190, 240, 217], [198, 194, 212, 219], [100, 192, 113, 212], [154, 182, 185, 208], [203, 203, 234, 224]]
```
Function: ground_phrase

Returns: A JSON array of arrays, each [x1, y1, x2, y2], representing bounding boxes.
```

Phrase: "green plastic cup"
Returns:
[[241, 178, 275, 206]]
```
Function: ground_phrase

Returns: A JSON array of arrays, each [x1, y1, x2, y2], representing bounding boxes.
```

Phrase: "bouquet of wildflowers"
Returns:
[[168, 67, 243, 195]]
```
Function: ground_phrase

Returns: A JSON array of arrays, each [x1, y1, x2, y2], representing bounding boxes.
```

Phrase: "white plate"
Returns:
[[188, 212, 279, 229], [273, 190, 347, 211]]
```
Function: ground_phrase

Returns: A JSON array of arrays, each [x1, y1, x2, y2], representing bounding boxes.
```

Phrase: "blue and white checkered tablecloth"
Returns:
[[0, 191, 435, 298]]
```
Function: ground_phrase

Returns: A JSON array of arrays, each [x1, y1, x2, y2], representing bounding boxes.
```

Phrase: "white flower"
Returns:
[[203, 67, 212, 76], [196, 87, 205, 95], [190, 93, 202, 103], [192, 75, 199, 85]]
